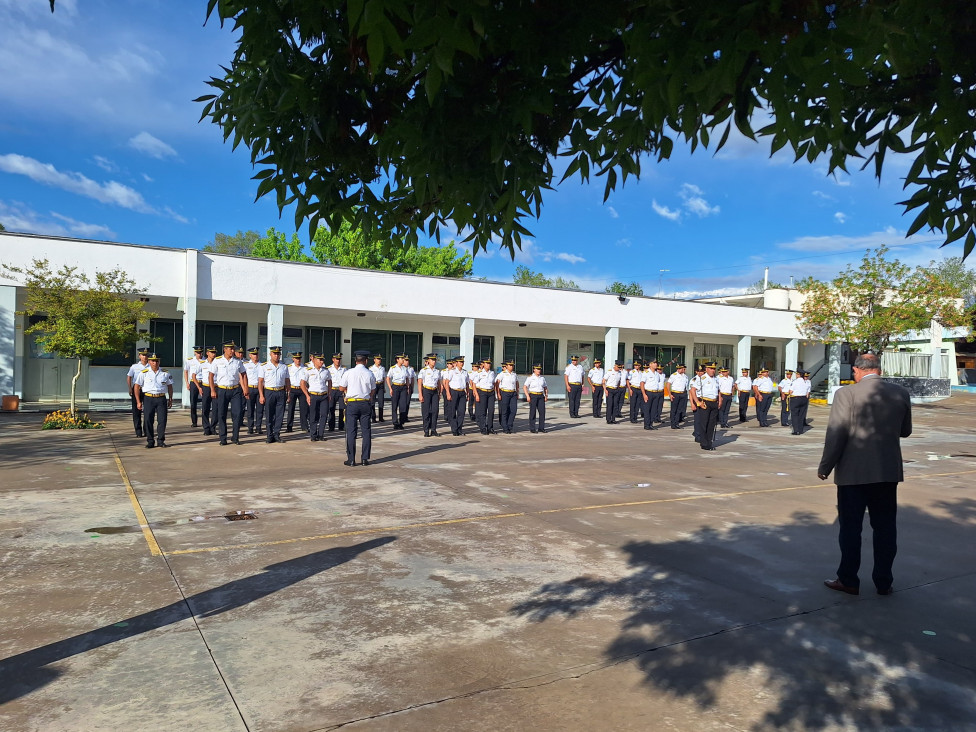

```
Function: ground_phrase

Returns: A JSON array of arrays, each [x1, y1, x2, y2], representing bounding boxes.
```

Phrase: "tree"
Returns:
[[606, 281, 644, 297], [746, 279, 787, 294], [251, 227, 313, 262], [796, 246, 970, 355], [928, 256, 976, 306], [513, 266, 580, 290], [191, 0, 976, 258], [203, 230, 261, 256], [0, 222, 6, 231], [2, 259, 155, 417]]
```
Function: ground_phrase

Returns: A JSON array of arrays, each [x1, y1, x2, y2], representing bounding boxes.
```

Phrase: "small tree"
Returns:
[[513, 266, 580, 290], [3, 259, 156, 417], [251, 227, 313, 262], [606, 281, 644, 297], [746, 279, 786, 294], [203, 230, 261, 255], [796, 246, 970, 355]]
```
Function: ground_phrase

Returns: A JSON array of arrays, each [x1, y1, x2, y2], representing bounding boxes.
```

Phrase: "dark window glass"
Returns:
[[503, 337, 558, 374]]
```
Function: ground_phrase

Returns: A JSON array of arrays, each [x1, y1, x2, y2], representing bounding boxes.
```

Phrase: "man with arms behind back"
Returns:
[[818, 353, 912, 596]]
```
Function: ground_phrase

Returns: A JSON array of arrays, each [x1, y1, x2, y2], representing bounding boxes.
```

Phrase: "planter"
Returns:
[[829, 378, 951, 404], [1, 395, 19, 412]]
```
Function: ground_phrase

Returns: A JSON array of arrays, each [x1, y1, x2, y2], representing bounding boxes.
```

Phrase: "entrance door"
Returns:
[[23, 317, 89, 402]]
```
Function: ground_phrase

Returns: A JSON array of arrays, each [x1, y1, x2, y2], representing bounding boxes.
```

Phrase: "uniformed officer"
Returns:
[[752, 368, 775, 427], [418, 353, 442, 437], [183, 346, 204, 428], [603, 360, 626, 424], [789, 370, 811, 435], [523, 363, 548, 433], [234, 345, 248, 430], [444, 355, 469, 435], [441, 357, 455, 423], [259, 346, 289, 443], [386, 353, 410, 430], [717, 366, 735, 428], [667, 364, 689, 429], [197, 346, 218, 435], [779, 369, 795, 427], [628, 359, 645, 423], [338, 350, 376, 466], [126, 347, 151, 437], [467, 360, 480, 420], [403, 356, 416, 423], [564, 355, 584, 418], [496, 360, 520, 433], [243, 347, 265, 434], [369, 354, 386, 423], [691, 361, 722, 450], [209, 341, 248, 445], [640, 359, 663, 430], [286, 351, 309, 433], [691, 365, 705, 441], [327, 353, 347, 431], [735, 367, 753, 423], [587, 358, 605, 418], [133, 352, 173, 448], [473, 358, 497, 435], [301, 352, 332, 441]]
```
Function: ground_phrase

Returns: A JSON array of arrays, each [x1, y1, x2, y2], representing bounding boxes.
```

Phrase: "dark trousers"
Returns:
[[188, 381, 200, 427], [201, 387, 215, 434], [142, 395, 167, 446], [644, 393, 663, 429], [692, 404, 704, 439], [475, 389, 495, 433], [447, 389, 467, 433], [371, 386, 385, 421], [345, 400, 372, 461], [404, 385, 413, 420], [246, 390, 264, 432], [591, 385, 604, 417], [309, 393, 329, 439], [215, 387, 243, 441], [443, 388, 452, 421], [606, 388, 623, 423], [467, 388, 476, 419], [669, 393, 687, 428], [836, 482, 898, 591], [264, 389, 285, 439], [700, 400, 719, 449], [651, 391, 665, 422], [629, 388, 644, 422], [421, 387, 439, 434], [499, 390, 517, 432], [567, 384, 582, 417], [781, 395, 791, 426], [328, 388, 345, 430], [756, 393, 773, 426], [791, 396, 809, 434], [528, 394, 546, 431], [130, 392, 142, 436], [719, 394, 733, 427], [391, 384, 409, 426], [738, 391, 750, 422], [287, 388, 308, 432]]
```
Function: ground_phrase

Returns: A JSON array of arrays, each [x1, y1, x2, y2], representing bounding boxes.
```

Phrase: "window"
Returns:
[[693, 343, 734, 372], [258, 325, 305, 360], [352, 329, 422, 366], [503, 337, 558, 374], [473, 335, 494, 364], [306, 327, 341, 358], [632, 344, 685, 375], [593, 341, 626, 367], [144, 319, 183, 368], [196, 321, 246, 352]]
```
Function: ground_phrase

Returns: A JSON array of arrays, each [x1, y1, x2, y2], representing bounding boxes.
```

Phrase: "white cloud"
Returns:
[[128, 131, 177, 159], [652, 200, 681, 221], [776, 227, 904, 253], [141, 173, 154, 182], [678, 183, 720, 217], [93, 155, 118, 173], [0, 200, 115, 239], [616, 238, 632, 247], [608, 206, 619, 219], [509, 239, 585, 265], [555, 252, 586, 264], [812, 190, 834, 201], [834, 212, 847, 224]]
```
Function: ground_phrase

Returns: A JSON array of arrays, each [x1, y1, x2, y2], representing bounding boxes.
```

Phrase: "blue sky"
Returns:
[[0, 0, 965, 297]]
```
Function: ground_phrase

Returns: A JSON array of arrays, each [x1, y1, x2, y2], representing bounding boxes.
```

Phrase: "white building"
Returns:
[[1, 233, 828, 405]]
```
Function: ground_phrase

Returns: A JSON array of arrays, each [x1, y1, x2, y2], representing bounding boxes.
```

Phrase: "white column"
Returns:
[[736, 335, 751, 373], [785, 338, 799, 372], [267, 304, 284, 353], [604, 326, 619, 365], [828, 343, 841, 389], [460, 317, 475, 363], [180, 249, 199, 407], [422, 331, 433, 360], [929, 318, 943, 379], [0, 284, 16, 396], [136, 318, 151, 351]]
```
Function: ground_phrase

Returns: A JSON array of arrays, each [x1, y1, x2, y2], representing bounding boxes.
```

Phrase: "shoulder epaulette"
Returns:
[[141, 368, 149, 373]]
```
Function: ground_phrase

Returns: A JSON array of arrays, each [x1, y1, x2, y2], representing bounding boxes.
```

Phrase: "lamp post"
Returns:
[[658, 269, 669, 296]]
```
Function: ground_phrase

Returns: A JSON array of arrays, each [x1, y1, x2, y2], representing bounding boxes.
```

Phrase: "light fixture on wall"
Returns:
[[356, 312, 366, 317], [139, 297, 150, 302], [651, 331, 659, 335], [758, 338, 766, 342], [518, 323, 527, 327], [617, 295, 626, 303]]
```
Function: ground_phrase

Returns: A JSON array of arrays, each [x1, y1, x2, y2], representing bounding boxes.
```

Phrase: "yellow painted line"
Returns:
[[113, 454, 162, 556]]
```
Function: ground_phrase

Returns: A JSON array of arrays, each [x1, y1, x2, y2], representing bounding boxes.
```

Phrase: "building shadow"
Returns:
[[0, 536, 396, 704]]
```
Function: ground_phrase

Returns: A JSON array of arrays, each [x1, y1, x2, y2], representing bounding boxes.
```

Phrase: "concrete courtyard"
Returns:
[[1, 395, 974, 731]]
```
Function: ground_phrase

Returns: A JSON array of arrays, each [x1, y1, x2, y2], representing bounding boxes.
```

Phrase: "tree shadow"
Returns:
[[509, 504, 976, 729], [0, 536, 396, 704]]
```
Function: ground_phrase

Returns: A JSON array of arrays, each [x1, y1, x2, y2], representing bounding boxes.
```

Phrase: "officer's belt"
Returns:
[[345, 397, 368, 402], [143, 393, 166, 398], [702, 397, 718, 402], [423, 385, 438, 390], [477, 388, 493, 392], [391, 381, 406, 385], [500, 388, 516, 392], [308, 391, 327, 395], [648, 390, 664, 393], [720, 392, 732, 395], [671, 390, 685, 393], [247, 383, 259, 387], [529, 391, 544, 394], [759, 391, 773, 394], [217, 385, 239, 389], [264, 386, 284, 391], [568, 382, 582, 385]]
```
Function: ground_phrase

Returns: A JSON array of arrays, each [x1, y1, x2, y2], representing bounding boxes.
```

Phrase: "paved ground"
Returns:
[[1, 396, 974, 731]]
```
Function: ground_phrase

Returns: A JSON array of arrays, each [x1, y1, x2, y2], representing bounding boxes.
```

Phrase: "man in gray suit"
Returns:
[[818, 352, 912, 596]]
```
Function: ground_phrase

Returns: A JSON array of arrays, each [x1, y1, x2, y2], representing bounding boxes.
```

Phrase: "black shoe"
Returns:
[[372, 418, 377, 423], [158, 442, 168, 448], [145, 443, 154, 449], [233, 439, 242, 445], [431, 431, 440, 437], [266, 437, 273, 443], [379, 418, 385, 422], [285, 427, 293, 433], [343, 459, 355, 466], [530, 429, 537, 433], [191, 423, 198, 429], [539, 428, 547, 433], [136, 432, 143, 438], [219, 440, 228, 446], [362, 459, 370, 466]]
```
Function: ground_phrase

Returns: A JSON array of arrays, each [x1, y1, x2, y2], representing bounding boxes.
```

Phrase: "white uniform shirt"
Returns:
[[718, 374, 735, 394], [604, 369, 625, 388], [629, 369, 645, 388], [668, 372, 689, 392], [735, 375, 753, 392], [564, 363, 584, 383], [476, 369, 496, 390], [587, 367, 605, 385], [260, 361, 290, 389], [199, 360, 216, 386], [328, 364, 347, 389], [690, 374, 702, 393], [184, 356, 203, 380], [754, 376, 775, 393], [211, 356, 246, 388], [790, 378, 812, 397], [388, 364, 409, 385], [127, 360, 148, 381], [134, 367, 173, 394], [496, 371, 519, 391], [696, 373, 721, 399], [405, 365, 416, 384], [370, 363, 386, 387], [447, 367, 469, 390], [524, 374, 547, 393], [779, 377, 794, 395], [288, 362, 305, 388], [419, 366, 441, 389], [301, 365, 332, 393], [649, 371, 666, 391], [243, 359, 263, 387], [340, 364, 376, 399], [440, 367, 452, 383]]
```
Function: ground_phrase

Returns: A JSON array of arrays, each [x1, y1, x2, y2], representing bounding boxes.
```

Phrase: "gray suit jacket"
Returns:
[[818, 375, 912, 486]]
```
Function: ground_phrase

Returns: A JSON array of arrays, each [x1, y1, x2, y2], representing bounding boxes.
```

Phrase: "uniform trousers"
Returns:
[[780, 395, 791, 426], [606, 388, 623, 423], [344, 400, 372, 461], [286, 388, 309, 432], [130, 392, 142, 436], [699, 399, 719, 449], [692, 403, 704, 440], [246, 389, 264, 432], [215, 386, 243, 442], [629, 388, 644, 422], [443, 388, 452, 421], [467, 387, 476, 419], [309, 393, 330, 439], [188, 381, 201, 427], [590, 385, 604, 417], [201, 386, 216, 434], [142, 395, 168, 446], [756, 393, 773, 426], [836, 482, 897, 591], [644, 393, 663, 429], [475, 389, 496, 433], [264, 389, 285, 440], [403, 385, 413, 421], [499, 390, 517, 432], [420, 387, 439, 434], [371, 385, 385, 422], [567, 383, 582, 417], [738, 391, 751, 422], [790, 395, 808, 435], [447, 388, 467, 434], [669, 393, 687, 429], [719, 394, 734, 427], [328, 388, 345, 430], [390, 384, 409, 427], [528, 394, 546, 431]]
